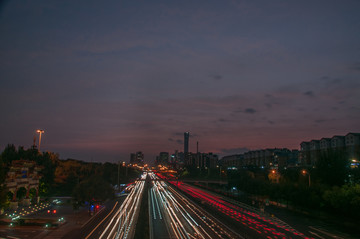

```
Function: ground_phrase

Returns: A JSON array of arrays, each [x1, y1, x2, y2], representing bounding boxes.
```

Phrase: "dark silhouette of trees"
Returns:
[[0, 154, 7, 209], [315, 149, 349, 186], [1, 144, 19, 165], [323, 184, 360, 217], [72, 176, 114, 204]]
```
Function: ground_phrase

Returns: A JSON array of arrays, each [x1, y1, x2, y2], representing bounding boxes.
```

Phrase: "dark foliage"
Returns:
[[72, 175, 114, 203], [315, 149, 349, 186]]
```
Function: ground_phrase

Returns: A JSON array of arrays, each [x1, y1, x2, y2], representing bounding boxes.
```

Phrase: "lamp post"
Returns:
[[36, 129, 44, 152], [271, 169, 279, 183], [302, 169, 311, 187]]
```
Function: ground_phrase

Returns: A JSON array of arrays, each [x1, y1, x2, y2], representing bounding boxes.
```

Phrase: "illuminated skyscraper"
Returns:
[[184, 132, 189, 154]]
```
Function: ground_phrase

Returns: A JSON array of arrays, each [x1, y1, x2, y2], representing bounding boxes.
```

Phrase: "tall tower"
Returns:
[[184, 132, 189, 154]]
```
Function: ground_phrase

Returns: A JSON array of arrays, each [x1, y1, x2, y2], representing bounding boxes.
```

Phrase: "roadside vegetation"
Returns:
[[182, 151, 360, 221], [0, 144, 141, 212]]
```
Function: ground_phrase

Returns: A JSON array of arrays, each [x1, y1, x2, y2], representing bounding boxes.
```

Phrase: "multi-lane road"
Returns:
[[149, 172, 240, 239], [80, 171, 241, 239], [93, 172, 146, 239], [2, 171, 356, 239], [82, 172, 356, 239], [171, 181, 310, 239]]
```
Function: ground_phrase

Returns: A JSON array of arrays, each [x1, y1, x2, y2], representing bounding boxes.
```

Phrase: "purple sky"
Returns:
[[1, 0, 360, 163]]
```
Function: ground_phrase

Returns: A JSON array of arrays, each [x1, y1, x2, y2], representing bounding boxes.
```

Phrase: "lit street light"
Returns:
[[36, 129, 44, 152], [271, 169, 279, 183], [302, 169, 311, 187]]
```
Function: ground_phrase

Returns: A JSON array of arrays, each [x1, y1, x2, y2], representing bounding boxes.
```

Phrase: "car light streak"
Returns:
[[149, 172, 237, 239], [99, 172, 147, 239], [167, 186, 234, 239], [85, 201, 118, 239], [152, 186, 163, 220], [170, 181, 312, 239]]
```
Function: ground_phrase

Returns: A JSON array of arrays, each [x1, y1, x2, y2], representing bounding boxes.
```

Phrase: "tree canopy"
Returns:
[[72, 176, 114, 203]]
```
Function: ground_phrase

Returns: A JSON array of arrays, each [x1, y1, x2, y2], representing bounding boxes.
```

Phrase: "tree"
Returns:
[[0, 154, 8, 209], [0, 161, 7, 209], [323, 184, 360, 217], [1, 144, 19, 165], [37, 152, 58, 195], [102, 162, 117, 185], [63, 172, 79, 195], [315, 149, 349, 186], [72, 176, 114, 204]]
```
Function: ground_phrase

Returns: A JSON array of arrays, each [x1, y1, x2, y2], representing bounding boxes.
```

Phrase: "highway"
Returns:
[[95, 172, 146, 239], [149, 174, 175, 239], [149, 172, 241, 239], [171, 181, 313, 239], [3, 171, 354, 239], [74, 200, 122, 239]]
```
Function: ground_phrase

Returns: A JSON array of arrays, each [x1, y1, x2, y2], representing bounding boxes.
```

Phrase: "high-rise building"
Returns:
[[130, 153, 136, 164], [184, 132, 189, 154], [130, 151, 144, 165], [155, 152, 169, 165]]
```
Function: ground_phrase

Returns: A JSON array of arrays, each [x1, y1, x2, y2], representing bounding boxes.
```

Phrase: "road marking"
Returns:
[[84, 201, 118, 239], [148, 190, 154, 239], [309, 231, 326, 239], [309, 226, 344, 239], [151, 188, 156, 220], [153, 187, 162, 220], [81, 206, 106, 228]]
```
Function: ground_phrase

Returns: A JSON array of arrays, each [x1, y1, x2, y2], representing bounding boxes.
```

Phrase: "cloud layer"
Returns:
[[0, 0, 360, 162]]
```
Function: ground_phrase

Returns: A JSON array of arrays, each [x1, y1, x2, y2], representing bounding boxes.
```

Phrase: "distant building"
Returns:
[[309, 140, 321, 166], [220, 154, 244, 169], [184, 152, 195, 167], [198, 152, 219, 169], [288, 149, 300, 167], [169, 150, 184, 169], [130, 153, 136, 163], [299, 142, 311, 165], [156, 152, 169, 166], [320, 138, 331, 151], [221, 148, 298, 170], [184, 132, 189, 154], [331, 136, 345, 149], [345, 133, 360, 167], [170, 150, 183, 163], [299, 132, 360, 167], [183, 151, 219, 169], [221, 132, 360, 170], [130, 151, 144, 166]]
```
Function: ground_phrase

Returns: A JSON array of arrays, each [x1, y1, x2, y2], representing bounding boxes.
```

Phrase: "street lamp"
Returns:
[[36, 129, 44, 152], [302, 169, 311, 187], [271, 169, 279, 183]]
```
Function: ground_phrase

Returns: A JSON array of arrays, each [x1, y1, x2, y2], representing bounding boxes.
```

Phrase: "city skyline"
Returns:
[[1, 1, 360, 162]]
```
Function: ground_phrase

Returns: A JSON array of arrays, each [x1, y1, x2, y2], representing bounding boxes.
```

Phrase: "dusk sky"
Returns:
[[1, 1, 360, 163]]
